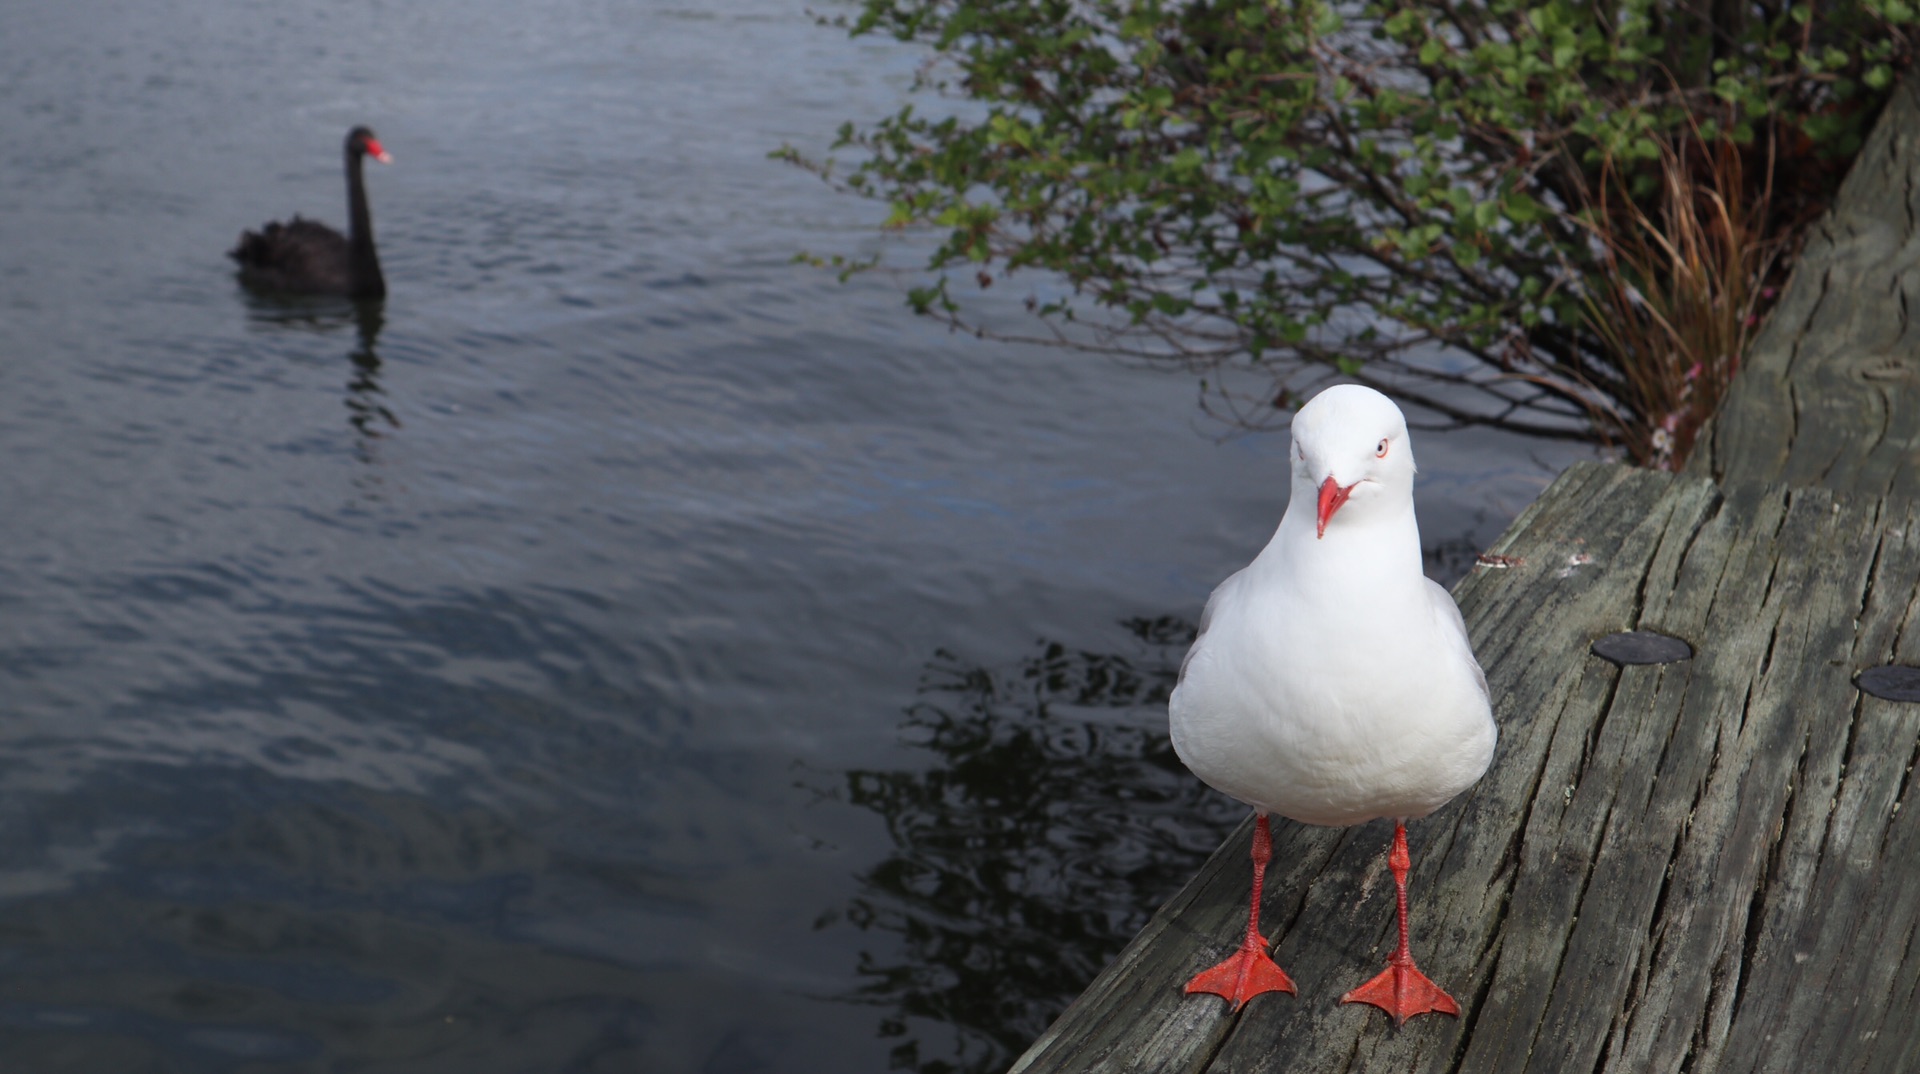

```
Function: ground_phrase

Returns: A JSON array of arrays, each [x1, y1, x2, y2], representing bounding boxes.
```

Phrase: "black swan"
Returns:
[[229, 127, 392, 299]]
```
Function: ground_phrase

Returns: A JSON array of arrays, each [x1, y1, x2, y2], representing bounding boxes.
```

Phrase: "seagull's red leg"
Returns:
[[1184, 814, 1296, 1009], [1341, 821, 1459, 1024]]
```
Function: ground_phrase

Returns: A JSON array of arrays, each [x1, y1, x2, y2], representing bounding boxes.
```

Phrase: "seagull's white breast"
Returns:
[[1169, 540, 1495, 828]]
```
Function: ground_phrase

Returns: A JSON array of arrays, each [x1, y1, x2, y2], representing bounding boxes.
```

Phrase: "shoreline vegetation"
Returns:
[[783, 0, 1916, 469]]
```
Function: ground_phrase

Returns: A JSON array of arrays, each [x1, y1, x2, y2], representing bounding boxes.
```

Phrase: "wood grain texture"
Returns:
[[1011, 462, 1920, 1073], [1689, 78, 1920, 497]]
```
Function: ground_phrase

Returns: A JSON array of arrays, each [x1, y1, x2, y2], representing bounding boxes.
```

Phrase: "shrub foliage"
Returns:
[[787, 0, 1916, 462]]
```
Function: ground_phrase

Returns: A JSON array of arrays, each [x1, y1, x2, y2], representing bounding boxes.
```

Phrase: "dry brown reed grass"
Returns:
[[1573, 130, 1785, 470]]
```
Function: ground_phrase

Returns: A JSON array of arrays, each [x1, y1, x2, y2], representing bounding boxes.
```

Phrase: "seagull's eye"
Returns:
[[1375, 438, 1390, 458]]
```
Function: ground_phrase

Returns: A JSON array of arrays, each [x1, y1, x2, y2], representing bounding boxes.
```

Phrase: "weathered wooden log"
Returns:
[[1011, 462, 1920, 1073], [1690, 77, 1920, 498]]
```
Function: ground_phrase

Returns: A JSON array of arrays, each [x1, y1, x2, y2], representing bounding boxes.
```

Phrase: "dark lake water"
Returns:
[[0, 2, 1586, 1070]]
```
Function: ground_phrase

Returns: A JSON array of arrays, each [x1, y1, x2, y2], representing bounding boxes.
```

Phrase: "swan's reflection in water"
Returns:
[[236, 295, 400, 449], [345, 302, 400, 444], [835, 619, 1244, 1074]]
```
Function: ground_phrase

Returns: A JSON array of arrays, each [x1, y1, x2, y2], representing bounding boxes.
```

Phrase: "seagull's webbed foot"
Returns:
[[1185, 937, 1296, 1011], [1340, 956, 1459, 1025]]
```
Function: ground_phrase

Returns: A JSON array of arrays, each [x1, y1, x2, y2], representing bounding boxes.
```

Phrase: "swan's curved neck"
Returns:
[[345, 150, 386, 300]]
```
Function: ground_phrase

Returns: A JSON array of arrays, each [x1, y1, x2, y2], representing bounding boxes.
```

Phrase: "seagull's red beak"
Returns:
[[1316, 476, 1354, 539]]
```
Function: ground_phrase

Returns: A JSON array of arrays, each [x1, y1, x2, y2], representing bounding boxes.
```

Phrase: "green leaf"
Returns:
[[1504, 193, 1545, 224]]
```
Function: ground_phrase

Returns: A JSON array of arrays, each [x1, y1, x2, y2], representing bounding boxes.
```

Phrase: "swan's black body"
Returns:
[[229, 127, 390, 299]]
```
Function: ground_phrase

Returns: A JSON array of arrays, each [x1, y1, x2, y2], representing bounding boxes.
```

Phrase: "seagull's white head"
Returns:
[[1288, 385, 1416, 540]]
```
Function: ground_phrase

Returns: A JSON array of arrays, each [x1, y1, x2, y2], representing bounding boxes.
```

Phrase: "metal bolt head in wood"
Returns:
[[1590, 630, 1693, 666], [1856, 665, 1920, 702]]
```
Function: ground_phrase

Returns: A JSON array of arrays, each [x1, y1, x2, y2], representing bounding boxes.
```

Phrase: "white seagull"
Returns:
[[1169, 384, 1496, 1024]]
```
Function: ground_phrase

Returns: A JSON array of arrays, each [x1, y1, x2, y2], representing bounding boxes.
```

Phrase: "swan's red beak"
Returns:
[[1316, 477, 1354, 539], [365, 138, 392, 164]]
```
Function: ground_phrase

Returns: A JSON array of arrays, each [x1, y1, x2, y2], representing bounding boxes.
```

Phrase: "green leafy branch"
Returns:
[[786, 0, 1915, 459]]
